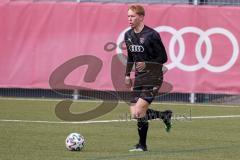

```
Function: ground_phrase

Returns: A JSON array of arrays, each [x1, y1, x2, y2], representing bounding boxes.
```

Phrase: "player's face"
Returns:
[[128, 9, 143, 29]]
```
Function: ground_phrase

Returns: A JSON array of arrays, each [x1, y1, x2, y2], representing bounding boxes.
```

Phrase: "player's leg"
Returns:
[[146, 109, 172, 132], [129, 98, 149, 152], [141, 86, 173, 132], [128, 85, 150, 151], [133, 98, 149, 118]]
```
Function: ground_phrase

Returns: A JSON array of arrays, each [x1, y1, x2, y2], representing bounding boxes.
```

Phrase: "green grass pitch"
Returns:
[[0, 98, 240, 160]]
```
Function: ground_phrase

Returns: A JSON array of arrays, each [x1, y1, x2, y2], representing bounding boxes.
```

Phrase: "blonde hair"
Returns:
[[128, 5, 145, 16]]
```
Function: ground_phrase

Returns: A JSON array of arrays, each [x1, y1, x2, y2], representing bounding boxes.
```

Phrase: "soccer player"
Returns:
[[124, 5, 173, 152]]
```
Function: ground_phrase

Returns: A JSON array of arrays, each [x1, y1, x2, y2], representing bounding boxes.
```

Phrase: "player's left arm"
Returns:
[[150, 31, 168, 64]]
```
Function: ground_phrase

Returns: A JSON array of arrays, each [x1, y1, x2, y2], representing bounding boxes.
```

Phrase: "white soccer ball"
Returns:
[[65, 133, 85, 151]]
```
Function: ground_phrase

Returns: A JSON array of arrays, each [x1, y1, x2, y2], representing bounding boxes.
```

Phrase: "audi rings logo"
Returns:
[[129, 45, 145, 52], [116, 26, 239, 72]]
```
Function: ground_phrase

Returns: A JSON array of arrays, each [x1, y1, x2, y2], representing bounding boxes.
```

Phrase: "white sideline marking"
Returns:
[[192, 115, 240, 119], [178, 115, 240, 120], [0, 115, 240, 124], [0, 119, 128, 124]]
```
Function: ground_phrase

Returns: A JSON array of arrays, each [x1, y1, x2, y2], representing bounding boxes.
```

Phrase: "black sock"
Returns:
[[137, 119, 149, 146], [146, 109, 163, 120]]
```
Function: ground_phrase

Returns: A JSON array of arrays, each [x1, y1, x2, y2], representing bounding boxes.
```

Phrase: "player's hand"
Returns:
[[136, 62, 146, 72], [124, 76, 132, 88]]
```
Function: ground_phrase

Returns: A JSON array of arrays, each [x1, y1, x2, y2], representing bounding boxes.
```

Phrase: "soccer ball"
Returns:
[[65, 133, 85, 151]]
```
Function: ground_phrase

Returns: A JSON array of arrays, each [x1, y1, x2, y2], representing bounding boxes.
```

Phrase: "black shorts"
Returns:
[[130, 71, 163, 104]]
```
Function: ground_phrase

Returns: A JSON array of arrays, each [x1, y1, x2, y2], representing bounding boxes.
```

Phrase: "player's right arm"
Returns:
[[124, 32, 134, 88]]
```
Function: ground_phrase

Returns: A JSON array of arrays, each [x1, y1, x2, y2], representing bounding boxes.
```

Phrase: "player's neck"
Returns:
[[134, 23, 144, 33]]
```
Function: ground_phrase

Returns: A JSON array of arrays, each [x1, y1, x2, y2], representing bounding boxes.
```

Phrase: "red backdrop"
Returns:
[[0, 2, 240, 93]]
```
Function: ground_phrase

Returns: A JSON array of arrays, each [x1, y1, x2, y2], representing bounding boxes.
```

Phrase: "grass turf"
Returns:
[[0, 98, 240, 160]]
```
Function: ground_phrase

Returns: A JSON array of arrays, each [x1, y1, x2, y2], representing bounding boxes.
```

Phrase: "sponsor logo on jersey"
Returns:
[[129, 45, 144, 52]]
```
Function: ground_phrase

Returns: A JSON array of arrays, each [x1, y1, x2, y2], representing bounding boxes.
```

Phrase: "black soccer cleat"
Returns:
[[129, 143, 148, 152], [162, 110, 172, 133]]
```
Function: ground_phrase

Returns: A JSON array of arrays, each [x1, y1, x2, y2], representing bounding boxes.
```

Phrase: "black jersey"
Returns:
[[124, 25, 167, 76]]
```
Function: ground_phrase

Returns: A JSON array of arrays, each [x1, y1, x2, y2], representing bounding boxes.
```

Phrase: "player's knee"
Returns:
[[130, 102, 147, 119], [134, 110, 146, 119], [130, 109, 146, 119]]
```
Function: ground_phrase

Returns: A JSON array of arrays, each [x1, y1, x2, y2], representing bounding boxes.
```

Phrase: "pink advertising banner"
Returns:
[[0, 2, 240, 94]]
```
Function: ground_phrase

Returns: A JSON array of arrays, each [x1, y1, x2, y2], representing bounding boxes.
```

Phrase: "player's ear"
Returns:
[[139, 15, 144, 21]]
